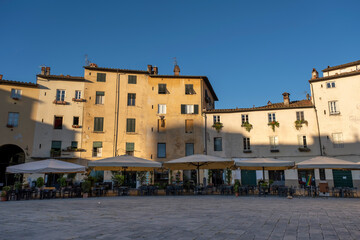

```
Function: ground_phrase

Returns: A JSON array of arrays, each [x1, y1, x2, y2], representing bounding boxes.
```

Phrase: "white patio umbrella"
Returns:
[[297, 156, 360, 170], [163, 154, 234, 185], [234, 158, 295, 180], [6, 159, 86, 174], [88, 155, 162, 171]]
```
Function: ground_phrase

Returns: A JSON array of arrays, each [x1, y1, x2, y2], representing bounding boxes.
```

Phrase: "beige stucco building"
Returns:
[[31, 67, 86, 163], [0, 75, 39, 186]]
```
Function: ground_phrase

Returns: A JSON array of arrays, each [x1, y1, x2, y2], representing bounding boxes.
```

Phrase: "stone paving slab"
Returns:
[[0, 196, 360, 239]]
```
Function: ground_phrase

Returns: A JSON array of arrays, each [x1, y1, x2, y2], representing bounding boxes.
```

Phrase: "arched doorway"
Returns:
[[0, 144, 26, 187]]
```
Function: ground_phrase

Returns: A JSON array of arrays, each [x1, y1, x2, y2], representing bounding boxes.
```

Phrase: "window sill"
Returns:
[[6, 125, 16, 128], [72, 98, 86, 102], [126, 132, 137, 135], [53, 100, 68, 105], [62, 148, 86, 152], [298, 147, 311, 152], [11, 97, 20, 101], [329, 112, 340, 115], [243, 150, 252, 153], [270, 149, 279, 153], [93, 131, 105, 133], [72, 125, 82, 128]]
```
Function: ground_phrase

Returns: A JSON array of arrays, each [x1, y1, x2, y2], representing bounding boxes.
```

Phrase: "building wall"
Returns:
[[206, 106, 321, 159], [0, 82, 39, 158], [31, 76, 85, 159], [310, 73, 360, 156]]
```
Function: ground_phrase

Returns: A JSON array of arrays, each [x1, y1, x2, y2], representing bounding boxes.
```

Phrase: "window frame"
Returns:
[[126, 118, 136, 133], [158, 104, 167, 114], [213, 115, 220, 124], [92, 141, 103, 157], [181, 104, 199, 114], [127, 93, 136, 106], [157, 143, 166, 158], [332, 133, 344, 148], [214, 137, 222, 151], [56, 89, 66, 101], [329, 101, 340, 115], [243, 137, 251, 150], [241, 114, 249, 124], [54, 116, 63, 129], [128, 75, 137, 84], [158, 84, 167, 94], [97, 73, 106, 82], [11, 89, 22, 99], [7, 112, 19, 127], [269, 136, 279, 151], [326, 81, 336, 89], [296, 111, 305, 121], [94, 117, 104, 132], [95, 91, 105, 105], [75, 90, 82, 100], [185, 143, 194, 156], [185, 119, 194, 133], [268, 113, 276, 122], [73, 116, 79, 126], [185, 84, 195, 95]]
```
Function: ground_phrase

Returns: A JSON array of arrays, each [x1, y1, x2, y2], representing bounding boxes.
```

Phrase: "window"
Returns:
[[95, 91, 105, 104], [214, 137, 222, 151], [213, 115, 220, 124], [11, 89, 21, 99], [94, 117, 104, 132], [71, 141, 78, 149], [158, 104, 166, 114], [268, 113, 276, 122], [329, 101, 339, 115], [126, 142, 134, 156], [186, 143, 194, 156], [54, 116, 63, 129], [75, 90, 82, 99], [269, 136, 279, 151], [243, 137, 251, 150], [56, 89, 65, 101], [73, 116, 79, 126], [296, 111, 304, 121], [97, 73, 106, 82], [181, 104, 199, 114], [241, 114, 249, 124], [319, 169, 326, 180], [51, 141, 61, 157], [158, 84, 167, 94], [158, 119, 166, 133], [332, 133, 344, 148], [93, 142, 103, 157], [298, 135, 307, 148], [157, 143, 166, 158], [128, 93, 136, 106], [185, 84, 195, 95], [326, 82, 335, 88], [185, 119, 194, 133], [128, 75, 137, 84], [7, 112, 19, 127], [126, 118, 136, 132]]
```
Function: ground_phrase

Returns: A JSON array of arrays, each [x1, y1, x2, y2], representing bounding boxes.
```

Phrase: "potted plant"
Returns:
[[241, 122, 253, 132], [234, 179, 240, 197], [36, 177, 44, 189], [81, 180, 92, 198], [212, 122, 223, 132], [226, 169, 232, 185], [268, 121, 279, 132], [294, 120, 308, 130], [1, 186, 11, 201]]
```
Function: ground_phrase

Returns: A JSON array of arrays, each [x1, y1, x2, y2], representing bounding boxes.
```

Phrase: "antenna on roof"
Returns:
[[85, 54, 90, 66], [172, 57, 178, 66]]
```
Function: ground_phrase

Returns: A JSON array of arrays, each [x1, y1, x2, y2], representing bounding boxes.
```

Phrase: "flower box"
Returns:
[[53, 100, 67, 105], [243, 150, 252, 153], [270, 149, 279, 153], [268, 121, 279, 132], [72, 98, 86, 102], [11, 97, 20, 101], [294, 120, 308, 130], [72, 125, 81, 128], [298, 147, 311, 152], [241, 122, 253, 132], [212, 122, 223, 132]]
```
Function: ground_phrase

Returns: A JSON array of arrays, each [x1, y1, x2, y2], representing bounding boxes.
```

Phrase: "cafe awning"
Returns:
[[6, 159, 86, 174], [234, 158, 295, 170], [163, 154, 234, 170], [88, 155, 162, 171], [296, 156, 360, 170]]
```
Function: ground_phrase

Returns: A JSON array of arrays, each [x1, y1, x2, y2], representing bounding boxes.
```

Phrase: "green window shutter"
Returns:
[[194, 105, 199, 114], [97, 73, 106, 82], [51, 141, 61, 149], [126, 142, 134, 151], [181, 105, 186, 114], [96, 91, 105, 96], [93, 141, 102, 148], [127, 119, 135, 132], [71, 141, 78, 148], [128, 75, 137, 84], [94, 117, 104, 131]]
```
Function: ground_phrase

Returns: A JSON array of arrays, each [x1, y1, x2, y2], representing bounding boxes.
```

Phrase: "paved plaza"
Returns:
[[1, 196, 360, 240]]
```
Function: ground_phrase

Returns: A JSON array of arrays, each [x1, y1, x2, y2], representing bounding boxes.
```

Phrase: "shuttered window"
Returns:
[[157, 143, 166, 158], [243, 138, 251, 150], [128, 75, 137, 84], [126, 118, 136, 132], [126, 142, 134, 151], [7, 112, 19, 127], [214, 138, 222, 151], [158, 84, 167, 94], [269, 136, 279, 150], [94, 117, 104, 132], [185, 119, 194, 133], [185, 143, 194, 156], [51, 141, 62, 149], [95, 91, 105, 104], [185, 84, 195, 95], [296, 111, 304, 121], [297, 135, 307, 148], [128, 93, 136, 106], [158, 104, 166, 114], [181, 104, 199, 114], [93, 142, 102, 157], [97, 73, 106, 82]]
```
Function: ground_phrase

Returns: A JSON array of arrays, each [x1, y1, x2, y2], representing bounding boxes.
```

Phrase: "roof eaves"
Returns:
[[322, 60, 360, 72], [83, 66, 149, 74], [309, 70, 360, 83], [0, 79, 38, 88]]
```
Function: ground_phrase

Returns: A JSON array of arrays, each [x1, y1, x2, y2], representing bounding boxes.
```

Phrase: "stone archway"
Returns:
[[0, 144, 26, 187]]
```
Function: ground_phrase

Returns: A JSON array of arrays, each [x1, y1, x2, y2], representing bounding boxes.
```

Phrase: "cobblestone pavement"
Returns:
[[1, 196, 360, 240]]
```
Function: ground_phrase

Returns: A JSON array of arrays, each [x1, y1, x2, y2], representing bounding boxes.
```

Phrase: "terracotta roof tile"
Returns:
[[37, 74, 85, 81], [0, 79, 38, 88], [322, 60, 360, 72], [205, 100, 313, 113], [309, 70, 360, 83], [83, 66, 148, 74]]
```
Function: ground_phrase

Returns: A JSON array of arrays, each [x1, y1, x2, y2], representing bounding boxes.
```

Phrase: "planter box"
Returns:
[[72, 125, 81, 128], [243, 150, 252, 153], [270, 149, 279, 153], [53, 100, 67, 105], [298, 147, 311, 152], [72, 98, 86, 102]]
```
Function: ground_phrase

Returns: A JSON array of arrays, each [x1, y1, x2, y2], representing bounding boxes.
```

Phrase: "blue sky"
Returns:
[[1, 0, 359, 109]]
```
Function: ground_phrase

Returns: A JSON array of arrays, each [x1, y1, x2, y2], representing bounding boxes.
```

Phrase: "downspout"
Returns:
[[310, 82, 323, 156], [114, 71, 120, 156]]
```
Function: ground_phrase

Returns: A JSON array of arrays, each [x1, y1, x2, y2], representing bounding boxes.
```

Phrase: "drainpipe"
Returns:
[[310, 82, 323, 156], [114, 71, 120, 156]]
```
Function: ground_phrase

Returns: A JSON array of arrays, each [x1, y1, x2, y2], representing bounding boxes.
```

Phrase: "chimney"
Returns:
[[89, 63, 98, 68], [311, 68, 318, 79], [41, 67, 46, 75], [282, 92, 290, 106], [174, 64, 180, 76], [153, 66, 158, 75], [0, 74, 2, 80], [306, 93, 310, 100], [147, 65, 153, 74], [45, 67, 51, 76]]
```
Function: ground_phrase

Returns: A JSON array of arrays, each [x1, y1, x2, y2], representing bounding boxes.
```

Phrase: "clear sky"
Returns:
[[1, 0, 360, 109]]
